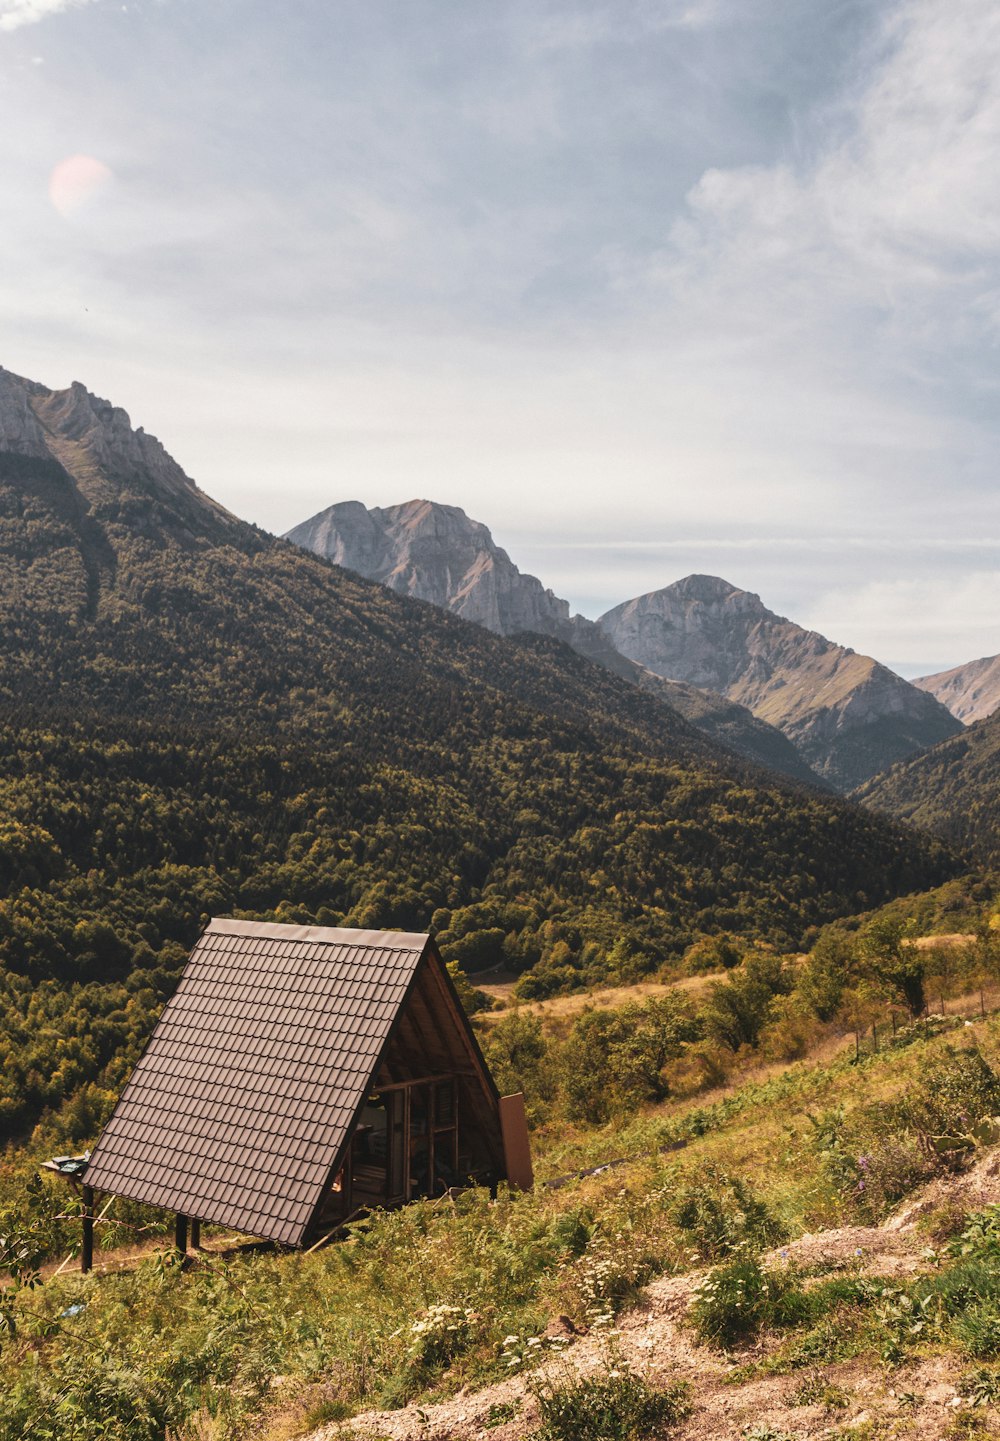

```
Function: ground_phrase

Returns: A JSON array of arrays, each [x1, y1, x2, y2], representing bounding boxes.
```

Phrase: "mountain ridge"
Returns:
[[0, 365, 956, 991], [856, 705, 1000, 865], [915, 652, 1000, 726], [286, 498, 822, 786], [598, 575, 963, 791]]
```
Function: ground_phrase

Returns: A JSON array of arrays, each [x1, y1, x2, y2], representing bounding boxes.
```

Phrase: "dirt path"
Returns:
[[311, 1151, 1000, 1441]]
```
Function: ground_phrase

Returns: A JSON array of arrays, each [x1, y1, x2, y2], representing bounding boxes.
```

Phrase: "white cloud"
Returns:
[[0, 0, 97, 30], [804, 571, 1000, 670], [650, 0, 1000, 344]]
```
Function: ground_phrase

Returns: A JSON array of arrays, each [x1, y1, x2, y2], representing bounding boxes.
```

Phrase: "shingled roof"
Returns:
[[84, 920, 458, 1247]]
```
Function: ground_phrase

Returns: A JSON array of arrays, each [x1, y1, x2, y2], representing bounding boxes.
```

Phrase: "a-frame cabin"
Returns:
[[78, 920, 529, 1262]]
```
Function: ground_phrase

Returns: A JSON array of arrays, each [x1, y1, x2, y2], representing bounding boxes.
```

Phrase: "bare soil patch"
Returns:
[[309, 1149, 1000, 1441]]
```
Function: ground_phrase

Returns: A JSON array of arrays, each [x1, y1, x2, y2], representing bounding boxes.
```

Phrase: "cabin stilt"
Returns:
[[81, 1185, 94, 1274]]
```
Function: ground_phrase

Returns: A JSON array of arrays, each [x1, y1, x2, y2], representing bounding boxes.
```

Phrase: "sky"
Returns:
[[2, 0, 999, 676]]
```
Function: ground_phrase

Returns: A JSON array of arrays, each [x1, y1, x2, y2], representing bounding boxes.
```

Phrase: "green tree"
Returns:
[[856, 914, 925, 1017], [702, 951, 793, 1051]]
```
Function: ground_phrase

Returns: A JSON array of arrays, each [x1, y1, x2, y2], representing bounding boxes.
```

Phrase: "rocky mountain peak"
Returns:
[[0, 366, 51, 457], [598, 575, 962, 789], [0, 365, 236, 531], [285, 498, 827, 786], [286, 497, 570, 633]]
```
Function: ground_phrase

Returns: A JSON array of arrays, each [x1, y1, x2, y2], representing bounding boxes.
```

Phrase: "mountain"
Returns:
[[597, 574, 962, 792], [855, 708, 1000, 865], [0, 366, 957, 990], [914, 653, 1000, 725], [285, 498, 820, 785]]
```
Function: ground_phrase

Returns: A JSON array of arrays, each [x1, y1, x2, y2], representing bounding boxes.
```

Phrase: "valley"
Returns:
[[0, 368, 998, 1441]]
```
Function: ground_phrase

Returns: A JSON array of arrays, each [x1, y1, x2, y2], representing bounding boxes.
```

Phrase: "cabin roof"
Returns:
[[83, 919, 439, 1246]]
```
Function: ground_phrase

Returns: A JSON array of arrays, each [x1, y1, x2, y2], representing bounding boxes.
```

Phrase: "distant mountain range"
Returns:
[[915, 654, 1000, 726], [287, 499, 962, 792], [0, 364, 954, 997], [285, 500, 818, 785]]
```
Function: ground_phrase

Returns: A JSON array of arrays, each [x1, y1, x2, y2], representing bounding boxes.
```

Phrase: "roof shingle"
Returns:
[[84, 920, 428, 1247]]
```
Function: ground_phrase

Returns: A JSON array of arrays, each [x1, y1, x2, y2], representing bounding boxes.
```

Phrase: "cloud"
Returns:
[[1, 0, 998, 669], [804, 571, 1000, 671], [0, 0, 97, 30], [645, 0, 1000, 348]]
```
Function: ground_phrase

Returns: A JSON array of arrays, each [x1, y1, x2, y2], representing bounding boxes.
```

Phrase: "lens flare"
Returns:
[[48, 153, 114, 217]]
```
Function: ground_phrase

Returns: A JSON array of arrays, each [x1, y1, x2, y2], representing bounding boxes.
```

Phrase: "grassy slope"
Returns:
[[5, 1002, 1000, 1440]]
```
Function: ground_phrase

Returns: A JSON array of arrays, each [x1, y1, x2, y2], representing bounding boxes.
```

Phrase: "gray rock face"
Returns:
[[0, 367, 51, 457], [598, 575, 963, 791], [286, 501, 822, 786], [914, 654, 1000, 725], [0, 365, 234, 527], [288, 499, 573, 635]]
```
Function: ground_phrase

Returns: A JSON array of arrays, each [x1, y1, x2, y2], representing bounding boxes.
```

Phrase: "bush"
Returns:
[[689, 1254, 794, 1350], [531, 1355, 690, 1441], [701, 952, 793, 1052], [899, 1047, 1000, 1166], [673, 1169, 786, 1261], [811, 1049, 1000, 1221], [557, 996, 699, 1125]]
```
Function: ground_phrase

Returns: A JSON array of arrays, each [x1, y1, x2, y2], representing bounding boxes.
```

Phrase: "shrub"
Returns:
[[899, 1047, 1000, 1166], [689, 1254, 792, 1350], [556, 995, 699, 1125], [673, 1169, 787, 1261], [701, 952, 793, 1052], [530, 1355, 690, 1441], [811, 1049, 1000, 1221]]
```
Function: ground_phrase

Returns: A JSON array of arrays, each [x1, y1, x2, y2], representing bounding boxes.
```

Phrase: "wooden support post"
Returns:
[[982, 989, 987, 1019], [174, 1213, 188, 1256], [190, 1218, 201, 1250], [872, 1023, 878, 1054], [81, 1185, 94, 1274]]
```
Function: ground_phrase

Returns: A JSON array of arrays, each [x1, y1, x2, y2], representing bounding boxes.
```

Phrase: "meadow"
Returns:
[[3, 892, 1000, 1440]]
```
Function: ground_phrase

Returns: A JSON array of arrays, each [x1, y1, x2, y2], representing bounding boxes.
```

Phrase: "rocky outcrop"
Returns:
[[0, 365, 237, 534], [0, 367, 51, 457], [287, 499, 573, 636], [915, 654, 1000, 725], [286, 501, 822, 786], [598, 575, 963, 791]]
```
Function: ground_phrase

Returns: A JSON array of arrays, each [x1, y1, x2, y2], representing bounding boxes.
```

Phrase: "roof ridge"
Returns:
[[206, 918, 430, 948]]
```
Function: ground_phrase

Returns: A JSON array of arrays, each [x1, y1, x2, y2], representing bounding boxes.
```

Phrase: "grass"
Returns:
[[3, 1011, 1000, 1439]]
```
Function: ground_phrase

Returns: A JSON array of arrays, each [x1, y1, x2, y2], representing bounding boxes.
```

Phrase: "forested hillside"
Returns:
[[0, 371, 961, 1138], [857, 709, 1000, 865]]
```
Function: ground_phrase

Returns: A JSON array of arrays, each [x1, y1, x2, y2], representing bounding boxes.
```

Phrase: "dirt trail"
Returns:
[[311, 1150, 1000, 1441]]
